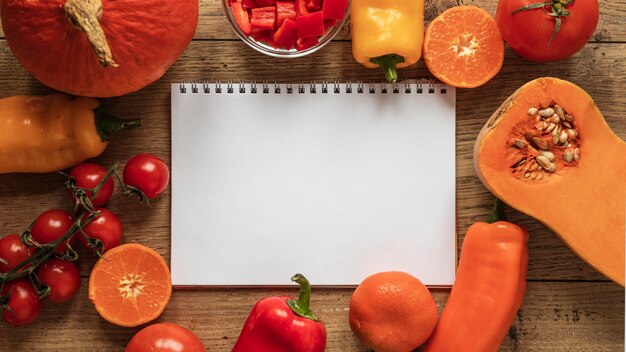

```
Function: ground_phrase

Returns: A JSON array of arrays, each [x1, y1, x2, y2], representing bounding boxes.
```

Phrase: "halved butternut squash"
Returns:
[[474, 77, 626, 286]]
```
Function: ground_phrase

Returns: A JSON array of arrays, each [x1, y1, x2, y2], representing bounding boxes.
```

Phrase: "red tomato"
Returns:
[[0, 234, 34, 273], [1, 278, 44, 326], [30, 209, 75, 254], [496, 0, 598, 62], [123, 154, 170, 199], [68, 163, 115, 207], [79, 208, 123, 252], [36, 258, 81, 303], [125, 322, 206, 352]]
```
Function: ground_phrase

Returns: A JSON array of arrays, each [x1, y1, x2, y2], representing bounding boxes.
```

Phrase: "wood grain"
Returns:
[[0, 281, 622, 351], [0, 0, 625, 349]]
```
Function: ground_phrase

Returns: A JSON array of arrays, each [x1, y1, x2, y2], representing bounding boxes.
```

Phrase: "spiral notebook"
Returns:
[[171, 81, 456, 287]]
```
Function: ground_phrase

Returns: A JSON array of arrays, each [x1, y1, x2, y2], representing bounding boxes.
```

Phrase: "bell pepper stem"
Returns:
[[286, 273, 319, 321], [487, 198, 508, 224], [370, 54, 405, 83], [94, 106, 142, 142]]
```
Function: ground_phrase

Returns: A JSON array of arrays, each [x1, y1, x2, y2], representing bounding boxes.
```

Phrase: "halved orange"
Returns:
[[88, 243, 172, 327], [424, 6, 504, 88]]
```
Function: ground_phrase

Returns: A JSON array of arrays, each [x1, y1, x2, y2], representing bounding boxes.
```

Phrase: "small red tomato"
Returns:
[[79, 208, 123, 252], [68, 163, 115, 207], [1, 278, 44, 326], [125, 322, 206, 352], [0, 234, 34, 273], [30, 209, 75, 254], [123, 154, 170, 199], [36, 258, 81, 303]]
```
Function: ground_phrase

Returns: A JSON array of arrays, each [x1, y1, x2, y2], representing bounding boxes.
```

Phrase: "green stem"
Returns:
[[286, 273, 319, 321], [370, 54, 404, 83], [94, 106, 142, 142], [487, 198, 508, 224], [512, 0, 574, 47]]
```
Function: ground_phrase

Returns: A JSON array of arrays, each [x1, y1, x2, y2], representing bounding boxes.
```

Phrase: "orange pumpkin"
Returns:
[[474, 77, 626, 286], [0, 0, 198, 97]]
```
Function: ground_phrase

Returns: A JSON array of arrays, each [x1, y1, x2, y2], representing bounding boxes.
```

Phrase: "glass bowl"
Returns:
[[222, 0, 349, 58]]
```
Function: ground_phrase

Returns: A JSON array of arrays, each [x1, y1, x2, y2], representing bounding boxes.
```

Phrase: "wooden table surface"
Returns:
[[0, 0, 624, 351]]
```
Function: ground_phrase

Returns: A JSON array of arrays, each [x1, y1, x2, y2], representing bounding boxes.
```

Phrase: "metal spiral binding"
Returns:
[[178, 80, 448, 94]]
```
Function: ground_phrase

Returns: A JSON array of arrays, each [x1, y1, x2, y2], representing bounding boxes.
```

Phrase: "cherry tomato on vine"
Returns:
[[0, 234, 34, 273], [125, 322, 206, 352], [496, 0, 598, 62], [30, 209, 75, 254], [1, 278, 44, 326], [123, 154, 170, 199], [36, 258, 81, 303], [79, 208, 123, 252], [68, 163, 115, 207]]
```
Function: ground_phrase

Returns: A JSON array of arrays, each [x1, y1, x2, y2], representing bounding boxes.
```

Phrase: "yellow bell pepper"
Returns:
[[0, 94, 141, 173], [350, 0, 424, 82]]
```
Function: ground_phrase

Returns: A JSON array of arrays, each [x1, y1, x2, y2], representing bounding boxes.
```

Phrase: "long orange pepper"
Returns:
[[424, 199, 528, 352]]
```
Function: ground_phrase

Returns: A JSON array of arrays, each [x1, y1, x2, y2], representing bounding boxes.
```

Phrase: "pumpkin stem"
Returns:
[[64, 0, 118, 67], [487, 198, 508, 223]]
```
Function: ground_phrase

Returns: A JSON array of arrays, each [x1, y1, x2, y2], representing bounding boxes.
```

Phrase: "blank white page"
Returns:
[[171, 82, 456, 286]]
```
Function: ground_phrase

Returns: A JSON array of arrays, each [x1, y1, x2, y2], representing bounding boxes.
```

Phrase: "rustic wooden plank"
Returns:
[[0, 282, 622, 351], [0, 0, 624, 42], [0, 40, 623, 282]]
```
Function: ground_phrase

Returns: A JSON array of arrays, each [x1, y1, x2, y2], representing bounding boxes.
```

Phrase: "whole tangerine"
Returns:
[[349, 271, 438, 352]]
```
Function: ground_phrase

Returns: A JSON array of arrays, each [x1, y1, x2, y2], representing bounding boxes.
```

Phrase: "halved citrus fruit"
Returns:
[[88, 243, 172, 327], [424, 5, 504, 88]]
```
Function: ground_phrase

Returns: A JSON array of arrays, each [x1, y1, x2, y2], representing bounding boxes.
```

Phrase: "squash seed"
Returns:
[[573, 148, 580, 162], [527, 107, 538, 116], [554, 105, 564, 119], [536, 155, 552, 169], [530, 162, 538, 172], [540, 150, 555, 161], [524, 172, 531, 178], [564, 114, 574, 122], [564, 149, 573, 163], [539, 107, 555, 117], [550, 114, 560, 124], [533, 137, 549, 150], [544, 162, 557, 173], [514, 139, 527, 149], [566, 128, 578, 140], [535, 121, 547, 131], [552, 129, 560, 144], [545, 123, 556, 133], [559, 130, 568, 144], [562, 121, 572, 129]]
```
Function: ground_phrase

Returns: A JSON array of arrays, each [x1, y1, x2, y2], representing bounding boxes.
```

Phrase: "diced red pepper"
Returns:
[[295, 36, 319, 50], [232, 2, 252, 35], [273, 19, 298, 49], [322, 0, 348, 20], [306, 0, 322, 11], [276, 1, 297, 27], [295, 0, 310, 15], [255, 0, 276, 7], [297, 11, 324, 38], [242, 0, 257, 9], [252, 32, 278, 48], [324, 19, 337, 31], [251, 6, 277, 31]]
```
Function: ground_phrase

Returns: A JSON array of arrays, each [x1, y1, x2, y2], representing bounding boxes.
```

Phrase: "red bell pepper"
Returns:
[[273, 19, 298, 49], [306, 0, 322, 11], [255, 0, 276, 6], [242, 0, 256, 9], [232, 2, 252, 35], [296, 36, 319, 50], [276, 1, 297, 27], [232, 274, 326, 352], [322, 0, 348, 20], [250, 6, 277, 31], [297, 11, 324, 38], [295, 0, 310, 15]]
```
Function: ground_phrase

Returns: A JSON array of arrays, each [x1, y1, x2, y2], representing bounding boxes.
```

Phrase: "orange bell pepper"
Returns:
[[424, 198, 529, 352], [0, 94, 141, 173]]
